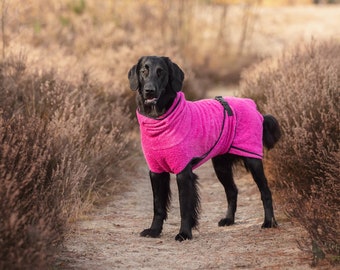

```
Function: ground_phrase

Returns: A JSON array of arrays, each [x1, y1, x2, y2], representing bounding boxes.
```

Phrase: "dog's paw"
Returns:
[[140, 228, 161, 238], [175, 232, 192, 242], [218, 218, 235, 227], [261, 218, 278, 228]]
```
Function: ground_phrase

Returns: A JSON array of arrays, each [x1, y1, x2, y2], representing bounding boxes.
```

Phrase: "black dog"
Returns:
[[128, 56, 281, 241]]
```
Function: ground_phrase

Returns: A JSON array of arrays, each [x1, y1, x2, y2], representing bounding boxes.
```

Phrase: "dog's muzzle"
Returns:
[[143, 85, 159, 105], [144, 97, 158, 105]]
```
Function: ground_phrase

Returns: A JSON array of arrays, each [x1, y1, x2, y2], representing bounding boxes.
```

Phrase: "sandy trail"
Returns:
[[58, 159, 315, 270]]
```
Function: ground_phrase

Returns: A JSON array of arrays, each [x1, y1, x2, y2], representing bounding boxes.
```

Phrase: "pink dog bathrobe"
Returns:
[[137, 92, 264, 174]]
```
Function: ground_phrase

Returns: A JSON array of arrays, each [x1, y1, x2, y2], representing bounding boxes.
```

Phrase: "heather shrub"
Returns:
[[0, 116, 65, 269], [0, 55, 134, 268], [50, 74, 135, 201], [240, 40, 339, 264]]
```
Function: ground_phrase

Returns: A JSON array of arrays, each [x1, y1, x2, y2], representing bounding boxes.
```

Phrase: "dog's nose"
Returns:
[[144, 84, 156, 95], [145, 88, 155, 94]]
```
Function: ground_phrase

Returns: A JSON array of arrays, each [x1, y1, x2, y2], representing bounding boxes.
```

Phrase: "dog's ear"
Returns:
[[162, 57, 185, 92], [128, 63, 139, 91]]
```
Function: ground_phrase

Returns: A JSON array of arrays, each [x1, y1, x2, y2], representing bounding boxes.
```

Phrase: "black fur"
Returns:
[[263, 115, 282, 150], [175, 165, 201, 241], [128, 56, 281, 241], [128, 56, 184, 118], [212, 154, 238, 226], [140, 172, 171, 238]]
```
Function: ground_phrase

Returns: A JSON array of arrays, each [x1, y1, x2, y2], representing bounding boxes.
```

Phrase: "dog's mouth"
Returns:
[[144, 97, 158, 105]]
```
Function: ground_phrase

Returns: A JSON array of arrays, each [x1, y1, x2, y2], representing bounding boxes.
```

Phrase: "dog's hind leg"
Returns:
[[212, 154, 238, 226], [244, 157, 278, 228], [175, 165, 200, 241], [140, 171, 171, 238]]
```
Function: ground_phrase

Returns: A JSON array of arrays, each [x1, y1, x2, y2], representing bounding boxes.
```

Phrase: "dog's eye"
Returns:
[[156, 68, 163, 77], [140, 67, 149, 77]]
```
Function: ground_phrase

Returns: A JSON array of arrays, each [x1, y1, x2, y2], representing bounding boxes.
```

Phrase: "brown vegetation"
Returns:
[[240, 40, 340, 265], [0, 55, 134, 269]]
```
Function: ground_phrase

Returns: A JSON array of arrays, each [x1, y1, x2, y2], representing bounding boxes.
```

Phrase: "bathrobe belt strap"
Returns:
[[215, 96, 233, 116], [190, 96, 233, 168]]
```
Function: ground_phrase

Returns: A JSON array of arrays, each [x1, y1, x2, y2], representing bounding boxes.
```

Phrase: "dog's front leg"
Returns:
[[175, 165, 200, 241], [140, 171, 171, 238]]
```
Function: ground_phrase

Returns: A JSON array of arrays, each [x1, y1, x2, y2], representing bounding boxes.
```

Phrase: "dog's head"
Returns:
[[128, 56, 184, 117]]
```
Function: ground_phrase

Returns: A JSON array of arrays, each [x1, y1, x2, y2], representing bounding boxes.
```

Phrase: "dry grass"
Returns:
[[0, 54, 134, 269], [0, 116, 63, 270], [240, 39, 340, 265], [2, 0, 278, 96]]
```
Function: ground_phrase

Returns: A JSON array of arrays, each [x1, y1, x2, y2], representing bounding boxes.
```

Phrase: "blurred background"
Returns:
[[2, 0, 340, 96]]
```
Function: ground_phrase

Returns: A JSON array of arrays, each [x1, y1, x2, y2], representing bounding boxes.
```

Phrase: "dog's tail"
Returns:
[[263, 114, 281, 150]]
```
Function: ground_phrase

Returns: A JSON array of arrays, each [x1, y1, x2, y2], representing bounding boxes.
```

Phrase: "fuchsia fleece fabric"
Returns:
[[137, 92, 264, 174]]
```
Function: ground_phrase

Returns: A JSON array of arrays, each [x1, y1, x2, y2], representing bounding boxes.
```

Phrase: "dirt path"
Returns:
[[58, 157, 317, 270]]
